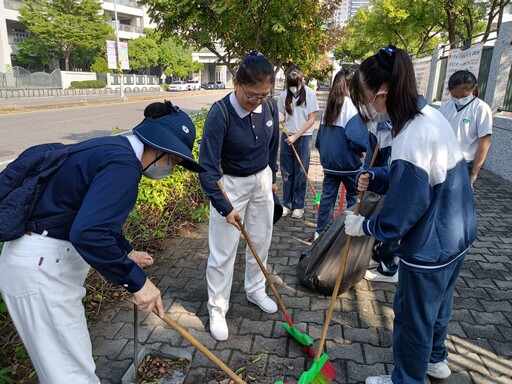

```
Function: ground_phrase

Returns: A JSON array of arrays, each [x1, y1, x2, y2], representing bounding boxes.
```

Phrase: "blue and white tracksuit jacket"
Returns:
[[362, 97, 477, 270], [315, 98, 368, 175]]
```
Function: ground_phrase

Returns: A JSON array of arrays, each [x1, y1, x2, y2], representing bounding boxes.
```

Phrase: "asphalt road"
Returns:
[[0, 91, 229, 169]]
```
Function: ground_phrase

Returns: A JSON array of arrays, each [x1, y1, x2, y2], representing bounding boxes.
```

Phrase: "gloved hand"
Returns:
[[344, 211, 366, 237]]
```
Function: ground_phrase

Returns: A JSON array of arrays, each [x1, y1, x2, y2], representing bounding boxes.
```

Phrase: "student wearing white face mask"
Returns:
[[0, 100, 205, 384], [278, 65, 319, 219], [439, 70, 492, 190]]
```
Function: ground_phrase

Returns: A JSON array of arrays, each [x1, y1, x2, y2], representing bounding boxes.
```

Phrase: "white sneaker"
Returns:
[[282, 207, 291, 217], [364, 269, 398, 283], [209, 316, 228, 341], [427, 359, 451, 379], [365, 375, 393, 384], [313, 232, 320, 241], [291, 208, 304, 218], [368, 259, 379, 268], [247, 292, 278, 313]]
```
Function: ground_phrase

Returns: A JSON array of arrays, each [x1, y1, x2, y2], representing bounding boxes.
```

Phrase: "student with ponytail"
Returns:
[[278, 65, 319, 219], [314, 67, 367, 240], [345, 46, 477, 384]]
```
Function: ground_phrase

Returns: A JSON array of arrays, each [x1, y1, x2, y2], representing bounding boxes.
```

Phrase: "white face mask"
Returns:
[[365, 103, 390, 123], [289, 86, 301, 95], [143, 157, 174, 180], [451, 95, 473, 107]]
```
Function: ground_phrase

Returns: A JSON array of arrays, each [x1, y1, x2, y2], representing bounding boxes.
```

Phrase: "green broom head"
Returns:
[[298, 353, 330, 384], [282, 322, 314, 347], [313, 193, 321, 209]]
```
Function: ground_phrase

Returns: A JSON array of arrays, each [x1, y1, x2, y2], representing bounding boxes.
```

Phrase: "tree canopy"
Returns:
[[334, 0, 507, 63], [17, 0, 112, 71], [139, 0, 342, 76]]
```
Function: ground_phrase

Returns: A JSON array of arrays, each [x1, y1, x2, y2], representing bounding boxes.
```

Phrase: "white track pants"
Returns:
[[207, 167, 274, 318], [0, 233, 99, 384]]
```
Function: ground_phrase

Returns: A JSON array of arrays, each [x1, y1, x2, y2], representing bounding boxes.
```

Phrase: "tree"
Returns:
[[144, 29, 203, 80], [482, 0, 512, 41], [139, 0, 342, 76], [432, 0, 487, 47], [127, 37, 159, 74], [17, 0, 112, 71]]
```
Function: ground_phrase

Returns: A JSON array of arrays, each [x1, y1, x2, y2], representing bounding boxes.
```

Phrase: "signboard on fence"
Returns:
[[441, 42, 484, 101], [106, 40, 117, 70], [413, 56, 432, 96]]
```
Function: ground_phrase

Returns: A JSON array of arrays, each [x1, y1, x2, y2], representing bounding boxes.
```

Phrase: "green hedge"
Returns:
[[122, 108, 210, 250], [70, 80, 107, 89]]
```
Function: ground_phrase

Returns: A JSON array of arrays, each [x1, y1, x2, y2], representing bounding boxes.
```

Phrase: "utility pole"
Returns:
[[113, 0, 124, 98]]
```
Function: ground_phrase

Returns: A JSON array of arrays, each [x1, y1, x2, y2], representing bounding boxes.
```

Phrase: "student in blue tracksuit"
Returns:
[[363, 120, 400, 283], [199, 51, 280, 342], [314, 67, 367, 240], [345, 46, 477, 384], [0, 101, 205, 384]]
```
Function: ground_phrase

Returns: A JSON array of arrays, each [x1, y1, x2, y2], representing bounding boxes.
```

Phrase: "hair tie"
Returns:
[[144, 100, 180, 118], [338, 67, 350, 75], [375, 45, 396, 71], [245, 50, 264, 59]]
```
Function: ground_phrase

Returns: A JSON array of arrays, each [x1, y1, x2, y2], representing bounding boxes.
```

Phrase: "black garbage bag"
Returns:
[[297, 191, 384, 296]]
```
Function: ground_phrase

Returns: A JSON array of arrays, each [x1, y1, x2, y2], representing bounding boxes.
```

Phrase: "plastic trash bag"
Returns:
[[297, 191, 384, 296]]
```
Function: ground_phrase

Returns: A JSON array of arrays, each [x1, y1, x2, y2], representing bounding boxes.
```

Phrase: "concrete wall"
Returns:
[[60, 71, 97, 89]]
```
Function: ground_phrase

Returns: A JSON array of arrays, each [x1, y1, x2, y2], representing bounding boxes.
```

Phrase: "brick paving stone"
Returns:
[[92, 132, 512, 384]]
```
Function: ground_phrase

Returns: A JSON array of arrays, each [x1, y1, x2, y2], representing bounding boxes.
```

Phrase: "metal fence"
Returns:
[[0, 67, 62, 89]]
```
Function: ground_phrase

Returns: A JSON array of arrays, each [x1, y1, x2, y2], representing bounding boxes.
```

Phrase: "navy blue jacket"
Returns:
[[199, 94, 279, 216], [31, 136, 146, 292], [315, 97, 368, 175], [362, 97, 477, 270]]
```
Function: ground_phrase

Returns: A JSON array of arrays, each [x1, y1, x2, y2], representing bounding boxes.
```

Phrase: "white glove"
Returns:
[[344, 211, 366, 237]]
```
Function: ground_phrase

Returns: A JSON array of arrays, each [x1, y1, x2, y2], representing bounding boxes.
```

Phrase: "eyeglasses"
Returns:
[[239, 83, 272, 103]]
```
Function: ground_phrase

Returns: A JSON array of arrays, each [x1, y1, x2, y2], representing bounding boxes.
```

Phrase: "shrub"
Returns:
[[70, 80, 107, 89]]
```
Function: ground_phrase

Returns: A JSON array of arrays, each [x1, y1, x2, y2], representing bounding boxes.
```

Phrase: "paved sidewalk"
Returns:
[[92, 139, 512, 384]]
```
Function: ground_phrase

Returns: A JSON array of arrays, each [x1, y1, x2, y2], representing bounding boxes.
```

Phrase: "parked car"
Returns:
[[186, 80, 200, 91], [204, 81, 227, 90], [168, 81, 187, 91], [204, 81, 218, 89]]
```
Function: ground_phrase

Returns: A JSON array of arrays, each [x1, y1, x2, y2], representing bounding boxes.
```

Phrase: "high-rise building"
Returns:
[[332, 0, 370, 27]]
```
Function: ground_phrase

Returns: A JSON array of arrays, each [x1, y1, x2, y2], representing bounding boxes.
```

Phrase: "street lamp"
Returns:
[[113, 0, 124, 98]]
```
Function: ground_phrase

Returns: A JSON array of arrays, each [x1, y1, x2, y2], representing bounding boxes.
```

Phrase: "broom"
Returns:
[[216, 180, 315, 354], [281, 124, 321, 210], [332, 183, 346, 219], [151, 308, 246, 384], [277, 145, 380, 384]]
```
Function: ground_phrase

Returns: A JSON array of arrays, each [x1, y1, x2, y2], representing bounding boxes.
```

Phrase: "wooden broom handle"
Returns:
[[281, 123, 316, 193], [315, 144, 380, 360], [216, 180, 290, 319], [152, 309, 245, 384]]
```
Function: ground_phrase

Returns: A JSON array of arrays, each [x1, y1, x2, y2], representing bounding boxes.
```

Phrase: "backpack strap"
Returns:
[[216, 99, 229, 125]]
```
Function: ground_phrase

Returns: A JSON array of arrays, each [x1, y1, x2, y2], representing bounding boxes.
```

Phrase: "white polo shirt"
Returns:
[[278, 86, 319, 136], [439, 97, 492, 162]]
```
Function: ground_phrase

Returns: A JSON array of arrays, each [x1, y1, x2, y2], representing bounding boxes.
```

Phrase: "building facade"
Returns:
[[0, 0, 228, 85]]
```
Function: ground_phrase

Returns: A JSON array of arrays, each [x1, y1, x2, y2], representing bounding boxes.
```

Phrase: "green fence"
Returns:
[[502, 65, 512, 112]]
